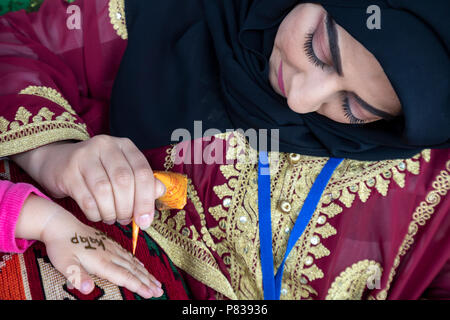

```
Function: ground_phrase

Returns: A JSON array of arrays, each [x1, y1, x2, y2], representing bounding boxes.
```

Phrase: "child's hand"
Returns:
[[16, 195, 164, 298], [11, 135, 166, 229]]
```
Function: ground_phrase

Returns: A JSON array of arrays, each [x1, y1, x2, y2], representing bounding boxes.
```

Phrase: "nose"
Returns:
[[286, 70, 341, 114]]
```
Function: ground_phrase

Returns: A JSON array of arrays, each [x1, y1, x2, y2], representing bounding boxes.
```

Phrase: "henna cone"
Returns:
[[132, 220, 139, 255], [132, 171, 188, 255]]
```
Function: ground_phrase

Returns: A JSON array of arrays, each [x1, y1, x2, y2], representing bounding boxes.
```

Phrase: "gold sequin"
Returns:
[[109, 0, 128, 40]]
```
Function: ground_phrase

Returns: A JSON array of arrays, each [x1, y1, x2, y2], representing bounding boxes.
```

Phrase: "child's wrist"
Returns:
[[16, 194, 74, 243]]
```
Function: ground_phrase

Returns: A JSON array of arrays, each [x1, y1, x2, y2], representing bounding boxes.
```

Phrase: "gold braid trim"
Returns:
[[19, 86, 76, 115], [375, 159, 450, 300], [1, 85, 90, 157], [109, 0, 128, 40], [146, 226, 237, 300]]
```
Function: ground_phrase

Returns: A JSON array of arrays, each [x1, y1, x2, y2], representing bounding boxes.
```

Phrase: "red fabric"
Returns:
[[143, 137, 450, 300], [0, 0, 125, 138], [0, 0, 448, 300]]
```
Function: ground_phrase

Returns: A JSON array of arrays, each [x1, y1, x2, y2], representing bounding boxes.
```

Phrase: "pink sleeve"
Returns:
[[0, 180, 51, 253]]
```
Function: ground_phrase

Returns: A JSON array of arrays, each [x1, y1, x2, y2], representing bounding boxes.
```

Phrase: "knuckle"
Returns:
[[129, 264, 140, 277], [133, 167, 153, 183], [113, 168, 133, 187], [92, 134, 112, 147], [120, 137, 133, 146], [115, 207, 132, 220], [69, 148, 85, 163], [121, 269, 137, 287], [81, 195, 97, 212], [93, 179, 112, 194], [137, 197, 154, 212], [100, 208, 117, 221]]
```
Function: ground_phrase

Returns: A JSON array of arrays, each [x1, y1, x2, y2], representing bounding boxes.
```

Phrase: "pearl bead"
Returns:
[[223, 198, 231, 208], [278, 200, 292, 214], [310, 235, 320, 245]]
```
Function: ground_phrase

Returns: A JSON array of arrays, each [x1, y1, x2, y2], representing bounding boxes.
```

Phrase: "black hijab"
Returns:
[[110, 0, 449, 161]]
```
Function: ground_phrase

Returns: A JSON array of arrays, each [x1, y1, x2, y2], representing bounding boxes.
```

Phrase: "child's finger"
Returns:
[[111, 256, 162, 294], [108, 243, 162, 288], [99, 260, 161, 299], [62, 260, 95, 295]]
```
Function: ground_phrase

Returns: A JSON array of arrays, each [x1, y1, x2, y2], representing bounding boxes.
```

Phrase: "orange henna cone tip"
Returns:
[[131, 171, 188, 255], [132, 220, 139, 256]]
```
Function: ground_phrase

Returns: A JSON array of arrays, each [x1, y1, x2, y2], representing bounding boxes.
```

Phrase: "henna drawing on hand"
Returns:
[[71, 232, 106, 251]]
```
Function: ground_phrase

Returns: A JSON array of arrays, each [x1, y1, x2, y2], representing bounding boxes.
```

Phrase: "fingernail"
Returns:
[[155, 180, 166, 199], [81, 280, 92, 294], [118, 219, 131, 225], [152, 279, 162, 287], [156, 288, 164, 296], [104, 220, 115, 225], [138, 214, 151, 229]]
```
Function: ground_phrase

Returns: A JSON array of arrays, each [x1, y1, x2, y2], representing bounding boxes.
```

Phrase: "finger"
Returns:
[[119, 139, 163, 229], [80, 159, 117, 223], [111, 256, 163, 296], [99, 146, 135, 223], [98, 259, 160, 299], [61, 259, 95, 295], [110, 244, 162, 288], [64, 173, 102, 223]]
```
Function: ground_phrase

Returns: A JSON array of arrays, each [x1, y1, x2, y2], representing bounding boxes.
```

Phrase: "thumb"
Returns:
[[63, 260, 95, 295], [154, 178, 166, 199]]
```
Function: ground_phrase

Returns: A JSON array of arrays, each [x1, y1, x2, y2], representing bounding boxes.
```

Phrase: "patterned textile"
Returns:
[[0, 159, 191, 300], [142, 132, 450, 300]]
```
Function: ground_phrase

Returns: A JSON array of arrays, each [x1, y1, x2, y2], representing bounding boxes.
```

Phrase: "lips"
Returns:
[[277, 60, 286, 97]]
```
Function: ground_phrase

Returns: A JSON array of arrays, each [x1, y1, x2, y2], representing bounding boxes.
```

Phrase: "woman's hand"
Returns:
[[11, 135, 166, 229], [16, 194, 164, 298]]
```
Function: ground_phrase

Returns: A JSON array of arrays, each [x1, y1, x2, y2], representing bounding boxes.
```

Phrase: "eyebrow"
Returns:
[[326, 15, 397, 120], [326, 14, 343, 76], [352, 94, 396, 120]]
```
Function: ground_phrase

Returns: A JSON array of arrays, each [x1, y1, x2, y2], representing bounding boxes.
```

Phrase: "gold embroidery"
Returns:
[[0, 106, 90, 157], [144, 130, 430, 300], [326, 260, 383, 300], [146, 211, 237, 300], [376, 160, 450, 300], [109, 0, 128, 40], [146, 176, 238, 299], [164, 145, 176, 171], [19, 86, 76, 115], [210, 131, 428, 300]]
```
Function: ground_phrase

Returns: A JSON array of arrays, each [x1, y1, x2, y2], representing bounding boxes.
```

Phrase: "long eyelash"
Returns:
[[342, 95, 365, 125], [304, 32, 326, 70]]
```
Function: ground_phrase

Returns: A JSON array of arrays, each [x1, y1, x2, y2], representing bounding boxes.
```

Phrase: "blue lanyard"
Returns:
[[258, 151, 343, 300]]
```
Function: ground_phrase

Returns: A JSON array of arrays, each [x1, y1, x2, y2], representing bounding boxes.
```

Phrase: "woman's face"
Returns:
[[269, 3, 401, 124]]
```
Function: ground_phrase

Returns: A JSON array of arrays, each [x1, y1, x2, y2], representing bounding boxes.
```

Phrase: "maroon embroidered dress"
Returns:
[[0, 0, 449, 300]]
